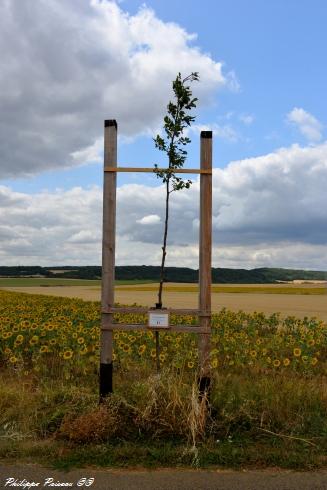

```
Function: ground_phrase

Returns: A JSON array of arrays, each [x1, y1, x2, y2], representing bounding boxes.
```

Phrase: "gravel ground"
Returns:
[[1, 464, 327, 490]]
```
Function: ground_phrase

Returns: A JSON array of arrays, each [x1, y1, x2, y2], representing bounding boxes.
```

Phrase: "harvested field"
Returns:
[[1, 282, 327, 320]]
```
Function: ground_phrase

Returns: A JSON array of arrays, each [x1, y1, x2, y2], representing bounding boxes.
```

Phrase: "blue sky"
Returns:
[[0, 0, 326, 269]]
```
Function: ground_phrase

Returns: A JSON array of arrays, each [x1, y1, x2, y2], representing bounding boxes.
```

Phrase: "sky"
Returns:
[[0, 0, 327, 270]]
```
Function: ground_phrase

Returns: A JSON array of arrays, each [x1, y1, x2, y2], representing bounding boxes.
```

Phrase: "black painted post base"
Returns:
[[99, 362, 113, 402], [198, 376, 211, 403]]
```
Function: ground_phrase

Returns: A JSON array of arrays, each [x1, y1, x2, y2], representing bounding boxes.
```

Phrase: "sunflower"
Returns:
[[29, 335, 39, 345], [273, 359, 281, 367], [293, 348, 301, 357], [138, 345, 146, 355], [210, 358, 218, 368], [63, 350, 73, 360], [122, 344, 131, 354]]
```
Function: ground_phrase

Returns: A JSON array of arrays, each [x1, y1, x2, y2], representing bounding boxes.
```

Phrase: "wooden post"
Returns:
[[100, 120, 117, 400], [198, 130, 212, 397]]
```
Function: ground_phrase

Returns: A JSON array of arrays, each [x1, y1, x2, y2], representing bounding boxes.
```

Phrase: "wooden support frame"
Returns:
[[104, 167, 212, 174], [100, 120, 117, 398], [100, 119, 212, 399]]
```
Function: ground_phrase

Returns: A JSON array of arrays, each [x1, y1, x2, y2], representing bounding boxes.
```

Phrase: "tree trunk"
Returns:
[[157, 179, 170, 307], [155, 179, 170, 373]]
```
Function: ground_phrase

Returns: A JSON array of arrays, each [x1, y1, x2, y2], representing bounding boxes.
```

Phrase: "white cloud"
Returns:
[[192, 124, 239, 142], [211, 242, 327, 270], [223, 70, 240, 93], [212, 125, 239, 142], [71, 138, 104, 165], [239, 114, 254, 125], [67, 230, 101, 244], [137, 214, 161, 225], [192, 112, 254, 143], [0, 0, 229, 178], [287, 107, 323, 142], [1, 141, 327, 269]]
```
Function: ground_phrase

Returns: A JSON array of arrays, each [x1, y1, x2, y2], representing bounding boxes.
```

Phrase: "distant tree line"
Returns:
[[0, 265, 326, 283]]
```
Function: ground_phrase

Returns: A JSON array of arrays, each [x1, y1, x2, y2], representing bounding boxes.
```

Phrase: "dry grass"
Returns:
[[0, 369, 326, 470], [57, 397, 134, 443]]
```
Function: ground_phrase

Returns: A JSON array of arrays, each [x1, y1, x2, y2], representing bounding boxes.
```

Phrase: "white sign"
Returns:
[[148, 311, 170, 328]]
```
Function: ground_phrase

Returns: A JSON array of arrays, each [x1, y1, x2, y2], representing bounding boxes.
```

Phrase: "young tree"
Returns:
[[153, 72, 199, 370]]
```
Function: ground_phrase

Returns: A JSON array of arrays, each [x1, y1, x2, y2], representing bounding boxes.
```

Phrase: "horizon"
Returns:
[[1, 264, 327, 273]]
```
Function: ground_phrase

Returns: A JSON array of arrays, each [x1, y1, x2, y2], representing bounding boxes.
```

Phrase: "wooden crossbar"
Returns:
[[104, 166, 212, 174], [101, 322, 208, 333], [101, 307, 202, 315]]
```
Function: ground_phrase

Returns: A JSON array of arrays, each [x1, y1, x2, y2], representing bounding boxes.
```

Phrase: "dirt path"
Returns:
[[2, 285, 327, 321], [1, 464, 327, 489]]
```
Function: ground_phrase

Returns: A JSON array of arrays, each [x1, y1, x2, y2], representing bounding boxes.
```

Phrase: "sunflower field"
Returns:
[[0, 290, 326, 378]]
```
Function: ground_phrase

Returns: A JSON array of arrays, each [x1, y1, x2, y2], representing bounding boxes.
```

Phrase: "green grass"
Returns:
[[0, 278, 99, 287], [117, 284, 327, 295], [1, 278, 325, 294], [0, 278, 156, 287], [1, 439, 325, 471]]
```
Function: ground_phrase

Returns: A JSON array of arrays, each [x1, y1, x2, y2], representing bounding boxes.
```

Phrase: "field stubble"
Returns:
[[2, 281, 327, 321]]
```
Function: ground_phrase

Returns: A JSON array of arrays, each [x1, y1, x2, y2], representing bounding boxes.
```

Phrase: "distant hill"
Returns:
[[0, 265, 326, 283]]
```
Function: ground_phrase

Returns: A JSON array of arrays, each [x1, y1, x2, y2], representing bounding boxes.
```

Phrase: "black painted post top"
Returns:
[[105, 120, 117, 128], [201, 130, 212, 139]]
